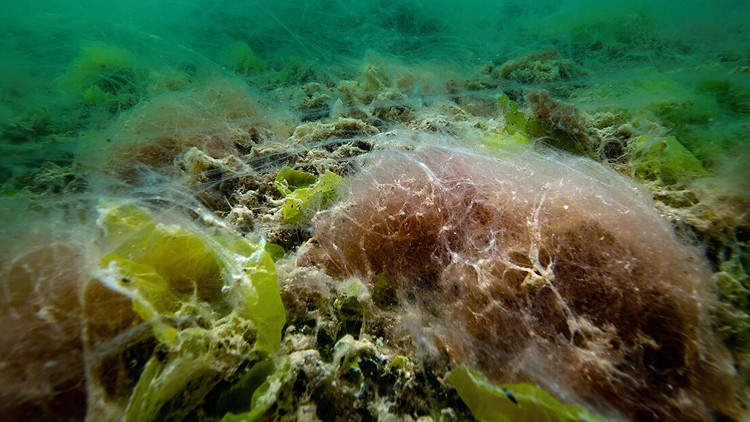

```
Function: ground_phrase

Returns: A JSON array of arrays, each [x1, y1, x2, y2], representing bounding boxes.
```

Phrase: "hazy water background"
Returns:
[[1, 1, 750, 421]]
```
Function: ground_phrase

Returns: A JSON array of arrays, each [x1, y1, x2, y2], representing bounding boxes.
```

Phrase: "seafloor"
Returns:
[[1, 1, 749, 421]]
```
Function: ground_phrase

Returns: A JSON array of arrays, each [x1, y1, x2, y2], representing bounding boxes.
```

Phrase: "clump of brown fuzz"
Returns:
[[300, 144, 740, 421]]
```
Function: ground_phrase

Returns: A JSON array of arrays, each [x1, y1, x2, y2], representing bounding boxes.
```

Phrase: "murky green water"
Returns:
[[1, 1, 749, 421]]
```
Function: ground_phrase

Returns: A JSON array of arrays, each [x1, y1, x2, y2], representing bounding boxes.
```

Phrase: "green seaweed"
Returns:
[[334, 278, 370, 335], [628, 134, 707, 186], [263, 242, 287, 262], [260, 57, 317, 88], [332, 335, 367, 395], [715, 242, 750, 352], [474, 95, 540, 152], [479, 131, 530, 151], [698, 79, 750, 114], [447, 366, 607, 422], [650, 97, 718, 130], [275, 167, 342, 224], [215, 358, 293, 422], [57, 43, 145, 112], [96, 202, 286, 421], [274, 167, 319, 195], [226, 41, 265, 75], [216, 359, 275, 416], [123, 331, 221, 422], [498, 94, 536, 137]]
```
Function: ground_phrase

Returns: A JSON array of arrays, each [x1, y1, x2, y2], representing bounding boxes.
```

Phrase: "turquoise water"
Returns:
[[1, 1, 749, 421]]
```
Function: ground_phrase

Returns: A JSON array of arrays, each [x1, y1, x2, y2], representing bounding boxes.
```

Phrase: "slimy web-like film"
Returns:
[[1, 1, 749, 421]]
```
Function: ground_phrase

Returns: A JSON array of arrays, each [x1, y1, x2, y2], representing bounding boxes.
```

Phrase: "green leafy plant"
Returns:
[[447, 366, 607, 422], [498, 94, 533, 136], [96, 202, 286, 421], [274, 167, 342, 224]]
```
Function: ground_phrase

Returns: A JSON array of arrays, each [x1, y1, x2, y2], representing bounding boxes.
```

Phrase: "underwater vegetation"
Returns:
[[1, 201, 286, 421], [447, 366, 606, 422], [301, 144, 739, 420], [58, 43, 147, 113], [2, 0, 750, 421]]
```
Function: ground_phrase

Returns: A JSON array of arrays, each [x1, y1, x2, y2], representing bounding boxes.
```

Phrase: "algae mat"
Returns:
[[1, 1, 749, 421]]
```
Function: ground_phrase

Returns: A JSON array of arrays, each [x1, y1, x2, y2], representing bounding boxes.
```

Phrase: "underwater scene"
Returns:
[[1, 0, 749, 421]]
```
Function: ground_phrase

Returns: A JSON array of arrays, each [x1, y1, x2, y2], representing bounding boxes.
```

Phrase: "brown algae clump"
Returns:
[[301, 143, 741, 421]]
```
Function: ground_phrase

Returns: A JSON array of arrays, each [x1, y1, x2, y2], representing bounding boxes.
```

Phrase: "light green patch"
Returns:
[[58, 42, 145, 111], [498, 94, 542, 137], [388, 355, 411, 372], [263, 242, 287, 261], [96, 202, 286, 421], [628, 134, 707, 186], [472, 95, 539, 152], [274, 166, 319, 195], [275, 167, 342, 224], [226, 41, 265, 75], [447, 366, 607, 422], [480, 131, 530, 150]]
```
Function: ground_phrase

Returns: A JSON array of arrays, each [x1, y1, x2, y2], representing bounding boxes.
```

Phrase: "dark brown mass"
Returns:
[[301, 146, 741, 421]]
